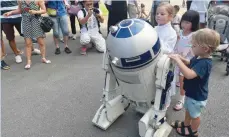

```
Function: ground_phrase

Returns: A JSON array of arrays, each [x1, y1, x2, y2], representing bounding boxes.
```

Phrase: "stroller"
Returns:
[[208, 3, 229, 75]]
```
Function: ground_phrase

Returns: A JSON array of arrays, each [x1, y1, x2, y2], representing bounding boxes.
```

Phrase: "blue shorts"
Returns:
[[50, 14, 69, 38], [184, 96, 207, 118]]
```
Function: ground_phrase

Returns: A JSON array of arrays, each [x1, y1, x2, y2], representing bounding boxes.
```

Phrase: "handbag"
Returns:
[[36, 15, 54, 33]]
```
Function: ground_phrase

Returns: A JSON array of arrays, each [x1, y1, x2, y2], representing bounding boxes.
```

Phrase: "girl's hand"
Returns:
[[3, 11, 12, 17], [29, 10, 37, 14]]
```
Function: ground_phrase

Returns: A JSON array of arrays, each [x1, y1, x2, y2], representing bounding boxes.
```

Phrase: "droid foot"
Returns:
[[92, 95, 125, 130]]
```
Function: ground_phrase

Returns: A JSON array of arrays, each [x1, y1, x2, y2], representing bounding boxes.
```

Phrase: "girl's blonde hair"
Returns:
[[157, 2, 174, 16], [191, 28, 220, 52]]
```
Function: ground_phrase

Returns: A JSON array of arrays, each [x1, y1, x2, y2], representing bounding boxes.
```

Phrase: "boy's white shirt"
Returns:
[[77, 8, 102, 34], [155, 22, 177, 54]]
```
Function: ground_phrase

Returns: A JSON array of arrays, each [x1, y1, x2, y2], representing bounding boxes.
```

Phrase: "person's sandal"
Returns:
[[173, 101, 184, 111], [171, 120, 190, 128], [176, 126, 198, 137], [24, 60, 32, 70], [42, 58, 51, 64]]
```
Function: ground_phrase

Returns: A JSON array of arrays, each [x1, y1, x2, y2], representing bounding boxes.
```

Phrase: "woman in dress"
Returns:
[[4, 0, 51, 70]]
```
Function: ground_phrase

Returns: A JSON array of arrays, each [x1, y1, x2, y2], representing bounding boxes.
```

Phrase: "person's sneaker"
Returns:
[[15, 55, 22, 63], [80, 47, 87, 55], [72, 34, 77, 40], [59, 38, 64, 43], [55, 47, 61, 55], [32, 48, 41, 55], [69, 33, 73, 38], [1, 60, 10, 70], [64, 47, 72, 54]]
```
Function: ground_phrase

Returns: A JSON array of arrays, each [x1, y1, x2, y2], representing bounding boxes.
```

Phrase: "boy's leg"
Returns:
[[190, 117, 200, 131], [184, 110, 192, 126]]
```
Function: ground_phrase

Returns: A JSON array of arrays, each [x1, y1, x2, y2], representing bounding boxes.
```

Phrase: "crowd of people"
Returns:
[[1, 0, 228, 136]]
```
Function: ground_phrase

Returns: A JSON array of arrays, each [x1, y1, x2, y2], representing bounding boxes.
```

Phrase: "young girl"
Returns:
[[173, 10, 200, 111], [155, 2, 177, 54], [155, 2, 177, 107]]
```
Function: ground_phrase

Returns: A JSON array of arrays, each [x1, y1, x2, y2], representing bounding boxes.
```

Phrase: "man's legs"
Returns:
[[1, 39, 10, 70], [91, 32, 106, 53], [69, 14, 77, 39], [59, 15, 72, 54], [128, 4, 137, 18], [80, 32, 91, 55], [51, 17, 61, 54], [2, 23, 22, 63]]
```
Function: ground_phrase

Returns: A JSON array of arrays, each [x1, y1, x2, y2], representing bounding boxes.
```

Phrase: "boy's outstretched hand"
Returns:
[[168, 54, 181, 62]]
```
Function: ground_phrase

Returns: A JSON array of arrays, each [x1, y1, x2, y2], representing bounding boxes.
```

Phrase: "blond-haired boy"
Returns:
[[169, 28, 220, 137]]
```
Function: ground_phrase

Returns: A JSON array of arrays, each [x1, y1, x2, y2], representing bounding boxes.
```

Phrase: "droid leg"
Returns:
[[139, 55, 174, 137], [92, 65, 126, 130]]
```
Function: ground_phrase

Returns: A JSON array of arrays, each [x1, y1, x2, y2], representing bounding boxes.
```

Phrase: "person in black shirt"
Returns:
[[107, 0, 128, 34]]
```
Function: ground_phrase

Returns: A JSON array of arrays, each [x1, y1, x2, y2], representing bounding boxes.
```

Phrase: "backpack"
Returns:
[[78, 8, 101, 33], [208, 4, 229, 44]]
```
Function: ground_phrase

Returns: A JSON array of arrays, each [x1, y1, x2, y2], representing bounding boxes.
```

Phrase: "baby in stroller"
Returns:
[[207, 2, 229, 75]]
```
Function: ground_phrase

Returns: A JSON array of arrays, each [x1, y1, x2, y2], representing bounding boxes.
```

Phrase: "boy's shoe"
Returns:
[[55, 48, 61, 55], [32, 48, 41, 55], [1, 60, 10, 70], [80, 47, 87, 55], [64, 47, 72, 54], [15, 55, 22, 63]]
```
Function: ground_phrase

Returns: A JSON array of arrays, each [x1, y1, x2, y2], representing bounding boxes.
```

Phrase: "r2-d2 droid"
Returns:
[[92, 19, 175, 137]]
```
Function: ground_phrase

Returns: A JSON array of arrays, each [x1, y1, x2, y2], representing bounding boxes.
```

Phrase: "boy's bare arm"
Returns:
[[179, 55, 190, 65], [169, 54, 196, 79]]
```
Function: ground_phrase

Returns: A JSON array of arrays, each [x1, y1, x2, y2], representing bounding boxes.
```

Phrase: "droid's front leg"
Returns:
[[139, 54, 174, 137], [92, 52, 126, 130]]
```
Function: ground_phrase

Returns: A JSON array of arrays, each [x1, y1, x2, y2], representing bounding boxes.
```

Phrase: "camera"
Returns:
[[93, 8, 100, 14]]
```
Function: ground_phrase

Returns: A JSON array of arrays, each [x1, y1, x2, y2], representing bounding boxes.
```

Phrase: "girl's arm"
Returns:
[[161, 34, 177, 54]]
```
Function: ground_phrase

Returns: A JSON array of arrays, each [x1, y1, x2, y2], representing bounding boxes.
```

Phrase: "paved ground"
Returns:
[[2, 1, 229, 137]]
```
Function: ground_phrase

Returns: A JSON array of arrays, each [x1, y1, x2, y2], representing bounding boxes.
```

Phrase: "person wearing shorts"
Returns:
[[1, 0, 23, 63], [47, 1, 72, 55]]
